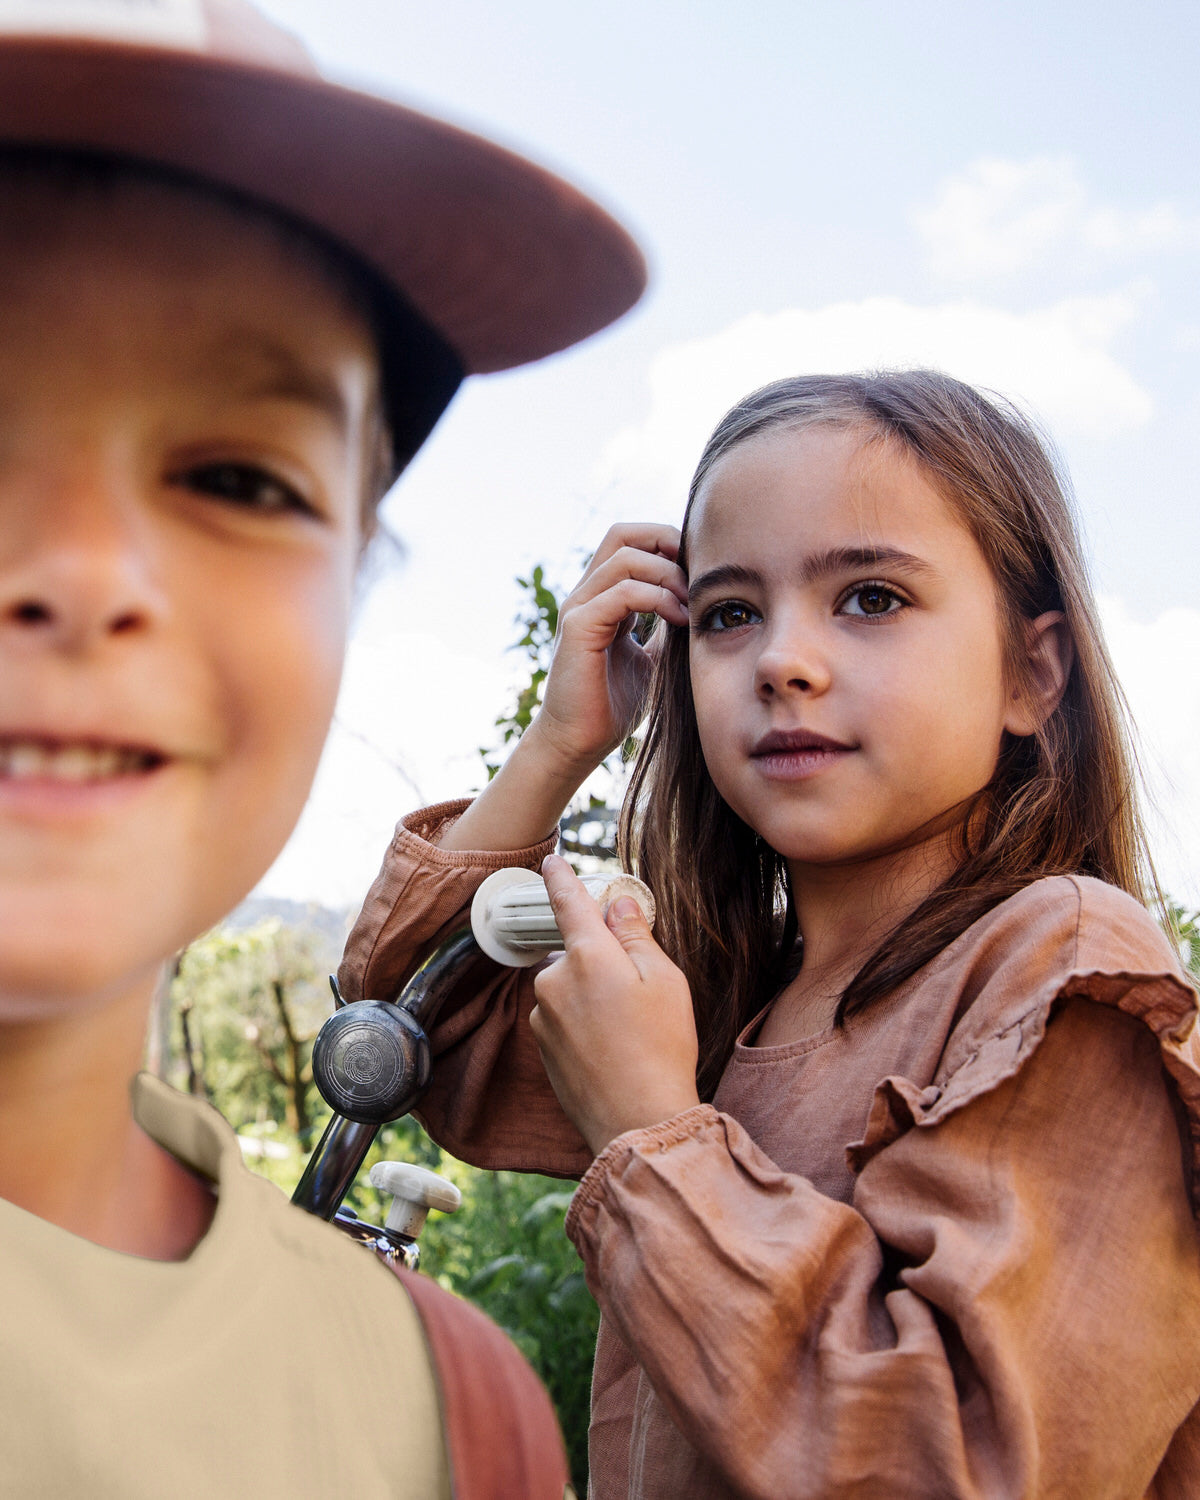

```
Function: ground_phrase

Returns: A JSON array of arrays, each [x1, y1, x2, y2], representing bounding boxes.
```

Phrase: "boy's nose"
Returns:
[[0, 482, 167, 653]]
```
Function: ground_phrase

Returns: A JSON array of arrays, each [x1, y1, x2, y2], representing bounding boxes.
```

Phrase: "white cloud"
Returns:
[[1101, 597, 1200, 907], [915, 156, 1200, 281], [598, 294, 1151, 506]]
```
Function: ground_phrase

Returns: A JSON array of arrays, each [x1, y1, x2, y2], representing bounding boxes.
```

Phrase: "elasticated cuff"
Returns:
[[393, 799, 559, 871], [565, 1104, 721, 1242]]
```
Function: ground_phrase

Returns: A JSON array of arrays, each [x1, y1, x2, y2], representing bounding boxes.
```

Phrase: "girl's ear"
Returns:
[[1005, 611, 1074, 736]]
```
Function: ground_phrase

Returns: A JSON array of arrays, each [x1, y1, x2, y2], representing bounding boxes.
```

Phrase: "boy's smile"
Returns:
[[686, 424, 1030, 888], [0, 172, 376, 1015]]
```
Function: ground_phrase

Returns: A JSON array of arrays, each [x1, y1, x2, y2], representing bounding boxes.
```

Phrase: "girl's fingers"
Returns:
[[573, 524, 683, 590], [557, 578, 689, 652], [540, 854, 610, 947], [562, 547, 689, 620]]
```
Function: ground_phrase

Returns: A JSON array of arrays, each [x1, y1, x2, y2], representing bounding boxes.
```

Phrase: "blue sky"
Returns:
[[252, 0, 1200, 906]]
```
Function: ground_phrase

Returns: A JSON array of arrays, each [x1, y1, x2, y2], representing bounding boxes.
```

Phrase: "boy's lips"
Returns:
[[0, 737, 166, 781], [0, 738, 172, 818]]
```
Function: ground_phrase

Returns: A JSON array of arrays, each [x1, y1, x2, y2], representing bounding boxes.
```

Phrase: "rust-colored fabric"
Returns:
[[398, 1264, 571, 1500], [341, 801, 1200, 1499]]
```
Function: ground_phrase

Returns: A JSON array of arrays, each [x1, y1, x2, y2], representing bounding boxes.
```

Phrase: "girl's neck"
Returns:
[[766, 833, 960, 1044], [0, 977, 214, 1260]]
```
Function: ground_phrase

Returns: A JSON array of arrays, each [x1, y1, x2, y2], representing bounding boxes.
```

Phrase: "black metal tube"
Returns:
[[292, 1114, 379, 1219], [292, 926, 482, 1221], [395, 926, 479, 1025]]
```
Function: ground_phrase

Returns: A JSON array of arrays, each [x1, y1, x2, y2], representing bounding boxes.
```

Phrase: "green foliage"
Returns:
[[167, 920, 330, 1148], [1165, 902, 1200, 983], [482, 563, 560, 782]]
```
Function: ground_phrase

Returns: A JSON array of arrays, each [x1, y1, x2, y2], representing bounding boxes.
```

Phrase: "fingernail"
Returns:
[[611, 897, 639, 919]]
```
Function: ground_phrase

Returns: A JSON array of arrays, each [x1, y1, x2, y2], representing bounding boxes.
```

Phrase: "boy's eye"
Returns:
[[173, 462, 311, 515], [697, 600, 760, 632], [838, 583, 906, 618]]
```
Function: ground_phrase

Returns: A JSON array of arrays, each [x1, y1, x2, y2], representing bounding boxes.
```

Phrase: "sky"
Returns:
[[250, 0, 1200, 910]]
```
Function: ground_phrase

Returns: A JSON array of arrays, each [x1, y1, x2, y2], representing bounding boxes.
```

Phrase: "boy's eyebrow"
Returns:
[[687, 546, 938, 601], [209, 333, 353, 433]]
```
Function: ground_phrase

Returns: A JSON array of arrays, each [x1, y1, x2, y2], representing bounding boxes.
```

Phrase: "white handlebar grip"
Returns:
[[470, 866, 657, 967], [369, 1161, 461, 1240]]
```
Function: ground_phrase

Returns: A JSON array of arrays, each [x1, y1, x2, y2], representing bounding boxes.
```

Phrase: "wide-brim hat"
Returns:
[[0, 0, 647, 376]]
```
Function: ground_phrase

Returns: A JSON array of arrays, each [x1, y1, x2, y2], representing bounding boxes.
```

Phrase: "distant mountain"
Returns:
[[226, 895, 354, 970]]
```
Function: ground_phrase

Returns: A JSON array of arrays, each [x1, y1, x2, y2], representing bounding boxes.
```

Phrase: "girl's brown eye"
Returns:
[[841, 584, 904, 618], [699, 600, 760, 632]]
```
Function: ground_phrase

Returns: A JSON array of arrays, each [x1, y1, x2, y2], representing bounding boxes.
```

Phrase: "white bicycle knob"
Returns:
[[470, 866, 656, 967], [368, 1161, 461, 1241]]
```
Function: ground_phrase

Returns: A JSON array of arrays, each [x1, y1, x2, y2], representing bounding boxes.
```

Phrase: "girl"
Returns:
[[342, 371, 1200, 1498]]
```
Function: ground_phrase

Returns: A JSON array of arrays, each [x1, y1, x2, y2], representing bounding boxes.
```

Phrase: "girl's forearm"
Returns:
[[434, 723, 597, 852]]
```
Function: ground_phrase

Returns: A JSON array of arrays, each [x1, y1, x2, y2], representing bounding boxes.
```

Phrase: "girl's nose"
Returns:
[[0, 476, 167, 653], [753, 619, 832, 699]]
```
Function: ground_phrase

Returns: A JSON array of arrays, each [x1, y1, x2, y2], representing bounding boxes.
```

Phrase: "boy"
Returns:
[[0, 2, 645, 1495]]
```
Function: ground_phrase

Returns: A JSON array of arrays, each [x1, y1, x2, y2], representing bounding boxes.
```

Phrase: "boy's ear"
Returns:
[[1005, 611, 1074, 736]]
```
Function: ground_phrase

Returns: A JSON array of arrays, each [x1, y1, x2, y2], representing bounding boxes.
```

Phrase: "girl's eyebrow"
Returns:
[[687, 563, 763, 602], [688, 546, 938, 602]]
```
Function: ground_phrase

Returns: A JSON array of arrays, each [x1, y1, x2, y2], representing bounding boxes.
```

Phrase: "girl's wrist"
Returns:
[[583, 1086, 704, 1156], [519, 713, 609, 790], [434, 727, 589, 853]]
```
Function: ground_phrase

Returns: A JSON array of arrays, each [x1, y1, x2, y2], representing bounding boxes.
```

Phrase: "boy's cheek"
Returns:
[[0, 573, 352, 1006]]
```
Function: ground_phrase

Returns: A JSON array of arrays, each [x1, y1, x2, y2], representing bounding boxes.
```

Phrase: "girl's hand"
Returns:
[[530, 855, 701, 1156], [525, 523, 688, 780], [436, 523, 686, 855]]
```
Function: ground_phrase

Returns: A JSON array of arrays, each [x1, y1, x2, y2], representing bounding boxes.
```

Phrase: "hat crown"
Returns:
[[0, 0, 646, 376], [0, 0, 316, 73]]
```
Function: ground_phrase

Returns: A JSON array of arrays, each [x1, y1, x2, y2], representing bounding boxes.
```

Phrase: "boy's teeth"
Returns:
[[0, 742, 151, 780]]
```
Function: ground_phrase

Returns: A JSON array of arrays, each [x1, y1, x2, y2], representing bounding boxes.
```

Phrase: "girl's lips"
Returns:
[[750, 729, 855, 781]]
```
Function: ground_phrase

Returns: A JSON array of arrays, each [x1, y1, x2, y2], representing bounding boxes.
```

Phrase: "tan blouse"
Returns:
[[341, 800, 1200, 1500]]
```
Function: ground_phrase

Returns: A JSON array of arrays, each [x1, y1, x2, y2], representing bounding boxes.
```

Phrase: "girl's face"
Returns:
[[0, 177, 375, 1016], [686, 423, 1030, 882]]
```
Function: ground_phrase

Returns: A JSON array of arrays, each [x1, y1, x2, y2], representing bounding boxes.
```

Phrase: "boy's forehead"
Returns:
[[0, 167, 370, 323], [0, 174, 377, 415]]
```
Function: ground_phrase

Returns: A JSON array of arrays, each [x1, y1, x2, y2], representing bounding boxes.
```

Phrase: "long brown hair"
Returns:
[[620, 371, 1157, 1100]]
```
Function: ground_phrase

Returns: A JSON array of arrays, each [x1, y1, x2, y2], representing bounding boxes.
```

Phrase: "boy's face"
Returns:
[[0, 174, 376, 1018]]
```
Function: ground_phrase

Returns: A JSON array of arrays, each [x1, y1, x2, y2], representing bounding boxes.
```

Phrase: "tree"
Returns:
[[165, 919, 330, 1150]]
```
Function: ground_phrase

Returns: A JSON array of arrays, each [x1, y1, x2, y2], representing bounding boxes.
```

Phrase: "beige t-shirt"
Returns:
[[0, 1073, 451, 1500]]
